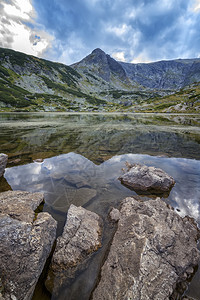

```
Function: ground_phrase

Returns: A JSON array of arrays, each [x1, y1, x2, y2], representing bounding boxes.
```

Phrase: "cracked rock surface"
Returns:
[[92, 197, 200, 300], [0, 191, 57, 300], [0, 190, 44, 223], [119, 163, 175, 194]]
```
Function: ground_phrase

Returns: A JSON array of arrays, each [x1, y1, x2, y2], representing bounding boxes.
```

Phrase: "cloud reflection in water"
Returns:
[[4, 152, 200, 226]]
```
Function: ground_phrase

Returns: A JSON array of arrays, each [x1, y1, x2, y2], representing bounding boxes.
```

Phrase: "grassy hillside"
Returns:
[[137, 82, 200, 113], [0, 48, 108, 111], [0, 47, 199, 113]]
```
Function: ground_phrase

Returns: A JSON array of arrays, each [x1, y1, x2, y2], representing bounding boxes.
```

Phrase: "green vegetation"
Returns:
[[0, 47, 199, 113], [0, 48, 28, 66], [147, 82, 200, 113], [0, 65, 10, 77], [153, 102, 175, 111], [83, 71, 100, 81], [0, 83, 35, 108]]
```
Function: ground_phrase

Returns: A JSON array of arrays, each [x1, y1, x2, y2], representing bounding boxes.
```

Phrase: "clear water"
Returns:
[[0, 112, 200, 299]]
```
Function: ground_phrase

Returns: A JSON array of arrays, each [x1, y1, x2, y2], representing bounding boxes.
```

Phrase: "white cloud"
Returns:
[[0, 0, 53, 57], [111, 51, 126, 62], [46, 32, 90, 65], [106, 24, 131, 37], [131, 53, 151, 64], [155, 0, 173, 11], [3, 0, 34, 20], [192, 0, 200, 12]]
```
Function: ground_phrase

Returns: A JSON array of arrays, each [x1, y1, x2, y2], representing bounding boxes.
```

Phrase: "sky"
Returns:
[[0, 0, 200, 65]]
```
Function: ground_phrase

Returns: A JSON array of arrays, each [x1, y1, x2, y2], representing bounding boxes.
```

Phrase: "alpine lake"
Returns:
[[0, 112, 200, 300]]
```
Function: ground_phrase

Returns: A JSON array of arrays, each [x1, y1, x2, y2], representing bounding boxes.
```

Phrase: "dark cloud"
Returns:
[[1, 17, 11, 25], [3, 0, 200, 63]]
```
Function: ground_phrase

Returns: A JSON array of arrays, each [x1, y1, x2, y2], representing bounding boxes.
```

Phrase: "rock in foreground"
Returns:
[[92, 197, 200, 300], [0, 191, 57, 300], [0, 154, 8, 177], [46, 204, 102, 293], [119, 163, 175, 194], [0, 190, 44, 222]]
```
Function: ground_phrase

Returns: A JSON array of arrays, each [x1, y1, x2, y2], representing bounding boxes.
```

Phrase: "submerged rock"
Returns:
[[92, 197, 200, 300], [0, 191, 57, 300], [0, 154, 8, 177], [46, 204, 102, 293], [119, 163, 175, 194], [51, 187, 97, 213], [109, 207, 120, 222]]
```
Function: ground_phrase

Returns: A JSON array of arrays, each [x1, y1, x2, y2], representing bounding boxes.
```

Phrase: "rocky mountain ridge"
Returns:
[[0, 47, 199, 112], [73, 48, 200, 90], [120, 58, 200, 89]]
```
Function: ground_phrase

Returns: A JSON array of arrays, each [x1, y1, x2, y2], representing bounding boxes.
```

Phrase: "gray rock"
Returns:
[[52, 204, 102, 270], [0, 191, 57, 300], [46, 204, 102, 293], [0, 190, 44, 223], [119, 163, 175, 194], [0, 154, 8, 177], [92, 197, 200, 300]]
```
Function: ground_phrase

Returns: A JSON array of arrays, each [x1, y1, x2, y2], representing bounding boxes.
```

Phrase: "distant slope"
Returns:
[[0, 47, 199, 112], [119, 59, 200, 90], [146, 82, 200, 113]]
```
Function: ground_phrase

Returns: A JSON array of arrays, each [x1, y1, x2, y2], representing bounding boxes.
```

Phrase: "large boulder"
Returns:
[[92, 197, 200, 300], [119, 163, 175, 194], [0, 154, 8, 177], [46, 204, 102, 293], [0, 191, 57, 300]]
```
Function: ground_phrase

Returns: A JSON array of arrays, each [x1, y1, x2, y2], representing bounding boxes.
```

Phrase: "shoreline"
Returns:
[[0, 111, 199, 116]]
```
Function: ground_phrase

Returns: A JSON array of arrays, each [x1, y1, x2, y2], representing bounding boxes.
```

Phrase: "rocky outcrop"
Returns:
[[119, 163, 175, 195], [92, 197, 200, 300], [0, 191, 57, 300], [46, 204, 102, 293], [0, 154, 8, 177], [120, 59, 200, 89]]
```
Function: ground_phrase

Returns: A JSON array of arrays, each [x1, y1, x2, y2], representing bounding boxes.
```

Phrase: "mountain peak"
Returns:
[[91, 48, 106, 55]]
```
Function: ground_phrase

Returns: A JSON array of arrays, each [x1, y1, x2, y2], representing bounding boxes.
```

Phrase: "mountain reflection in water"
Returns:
[[0, 113, 200, 165]]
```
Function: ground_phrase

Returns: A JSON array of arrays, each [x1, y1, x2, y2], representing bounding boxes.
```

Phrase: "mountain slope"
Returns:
[[0, 48, 108, 111], [0, 47, 199, 112], [72, 48, 129, 85], [119, 59, 200, 90]]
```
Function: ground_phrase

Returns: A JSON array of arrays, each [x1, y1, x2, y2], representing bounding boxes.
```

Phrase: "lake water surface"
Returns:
[[0, 112, 200, 299]]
